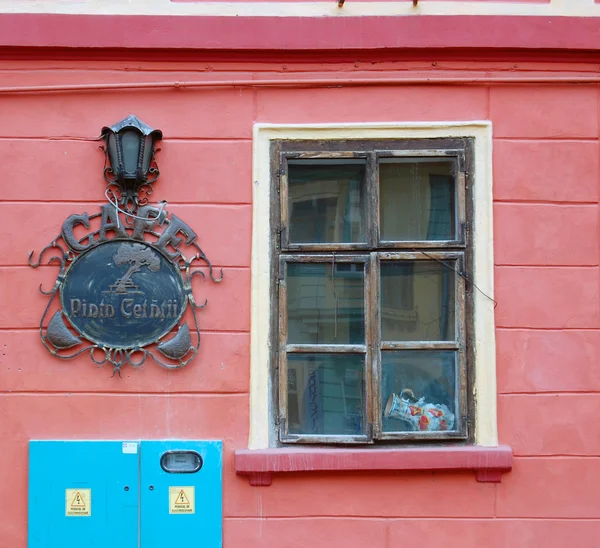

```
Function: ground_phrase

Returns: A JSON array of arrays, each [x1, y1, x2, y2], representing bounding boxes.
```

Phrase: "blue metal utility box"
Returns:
[[28, 440, 223, 548]]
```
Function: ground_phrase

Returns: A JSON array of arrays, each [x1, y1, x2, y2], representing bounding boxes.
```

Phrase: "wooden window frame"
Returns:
[[270, 137, 475, 445]]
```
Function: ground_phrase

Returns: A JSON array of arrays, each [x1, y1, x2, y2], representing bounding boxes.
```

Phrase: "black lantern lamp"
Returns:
[[101, 114, 163, 211]]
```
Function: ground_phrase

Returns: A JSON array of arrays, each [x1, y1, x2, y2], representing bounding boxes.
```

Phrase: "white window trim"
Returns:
[[250, 121, 496, 449]]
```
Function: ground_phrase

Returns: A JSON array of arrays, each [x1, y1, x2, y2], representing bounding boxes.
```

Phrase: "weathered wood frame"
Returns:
[[278, 254, 372, 444], [271, 138, 474, 444]]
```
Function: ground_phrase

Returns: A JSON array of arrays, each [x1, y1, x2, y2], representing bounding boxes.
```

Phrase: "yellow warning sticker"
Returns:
[[65, 488, 92, 517], [169, 486, 195, 514]]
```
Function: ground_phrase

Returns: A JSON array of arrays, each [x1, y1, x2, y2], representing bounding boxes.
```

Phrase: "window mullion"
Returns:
[[285, 344, 367, 353], [369, 251, 382, 440], [366, 151, 379, 248], [362, 252, 374, 441], [365, 151, 379, 441], [381, 342, 459, 350]]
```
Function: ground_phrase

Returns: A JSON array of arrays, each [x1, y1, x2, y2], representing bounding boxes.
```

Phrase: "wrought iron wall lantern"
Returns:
[[101, 114, 163, 211], [29, 115, 222, 376]]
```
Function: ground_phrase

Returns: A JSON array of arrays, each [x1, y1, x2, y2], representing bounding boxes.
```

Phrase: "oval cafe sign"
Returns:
[[28, 115, 222, 375]]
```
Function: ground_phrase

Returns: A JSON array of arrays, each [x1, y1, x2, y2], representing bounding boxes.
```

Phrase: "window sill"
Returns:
[[234, 445, 513, 486]]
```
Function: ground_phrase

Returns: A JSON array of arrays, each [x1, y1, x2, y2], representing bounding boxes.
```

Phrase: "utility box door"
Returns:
[[140, 441, 223, 548], [29, 441, 139, 548]]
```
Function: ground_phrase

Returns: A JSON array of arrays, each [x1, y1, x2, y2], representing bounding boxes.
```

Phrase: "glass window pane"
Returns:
[[380, 158, 456, 241], [381, 351, 456, 433], [287, 262, 365, 345], [381, 260, 455, 341], [287, 354, 365, 436], [288, 160, 365, 244]]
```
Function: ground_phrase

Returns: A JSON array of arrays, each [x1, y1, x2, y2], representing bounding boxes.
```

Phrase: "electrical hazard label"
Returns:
[[169, 486, 195, 514], [65, 488, 91, 517]]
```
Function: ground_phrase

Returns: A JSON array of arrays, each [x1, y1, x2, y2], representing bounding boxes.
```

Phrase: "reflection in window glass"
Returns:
[[381, 351, 456, 433], [381, 261, 455, 341], [287, 263, 365, 345], [380, 159, 455, 241], [288, 161, 365, 244], [287, 354, 365, 436]]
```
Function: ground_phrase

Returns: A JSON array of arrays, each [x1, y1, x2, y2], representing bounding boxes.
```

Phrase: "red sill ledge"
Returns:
[[235, 445, 513, 486]]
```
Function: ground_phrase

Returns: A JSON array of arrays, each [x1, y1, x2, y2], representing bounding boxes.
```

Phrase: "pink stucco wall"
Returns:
[[1, 55, 599, 546]]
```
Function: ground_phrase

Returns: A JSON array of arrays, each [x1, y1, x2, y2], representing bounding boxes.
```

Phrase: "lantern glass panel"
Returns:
[[121, 130, 141, 175], [106, 133, 119, 173], [142, 135, 154, 173]]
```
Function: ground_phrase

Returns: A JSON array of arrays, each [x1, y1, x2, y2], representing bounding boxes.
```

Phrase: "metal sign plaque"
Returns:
[[29, 116, 221, 375], [29, 205, 221, 375], [61, 241, 187, 348]]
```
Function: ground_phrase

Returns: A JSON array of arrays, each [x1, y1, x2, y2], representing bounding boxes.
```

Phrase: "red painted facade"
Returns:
[[1, 8, 600, 547]]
